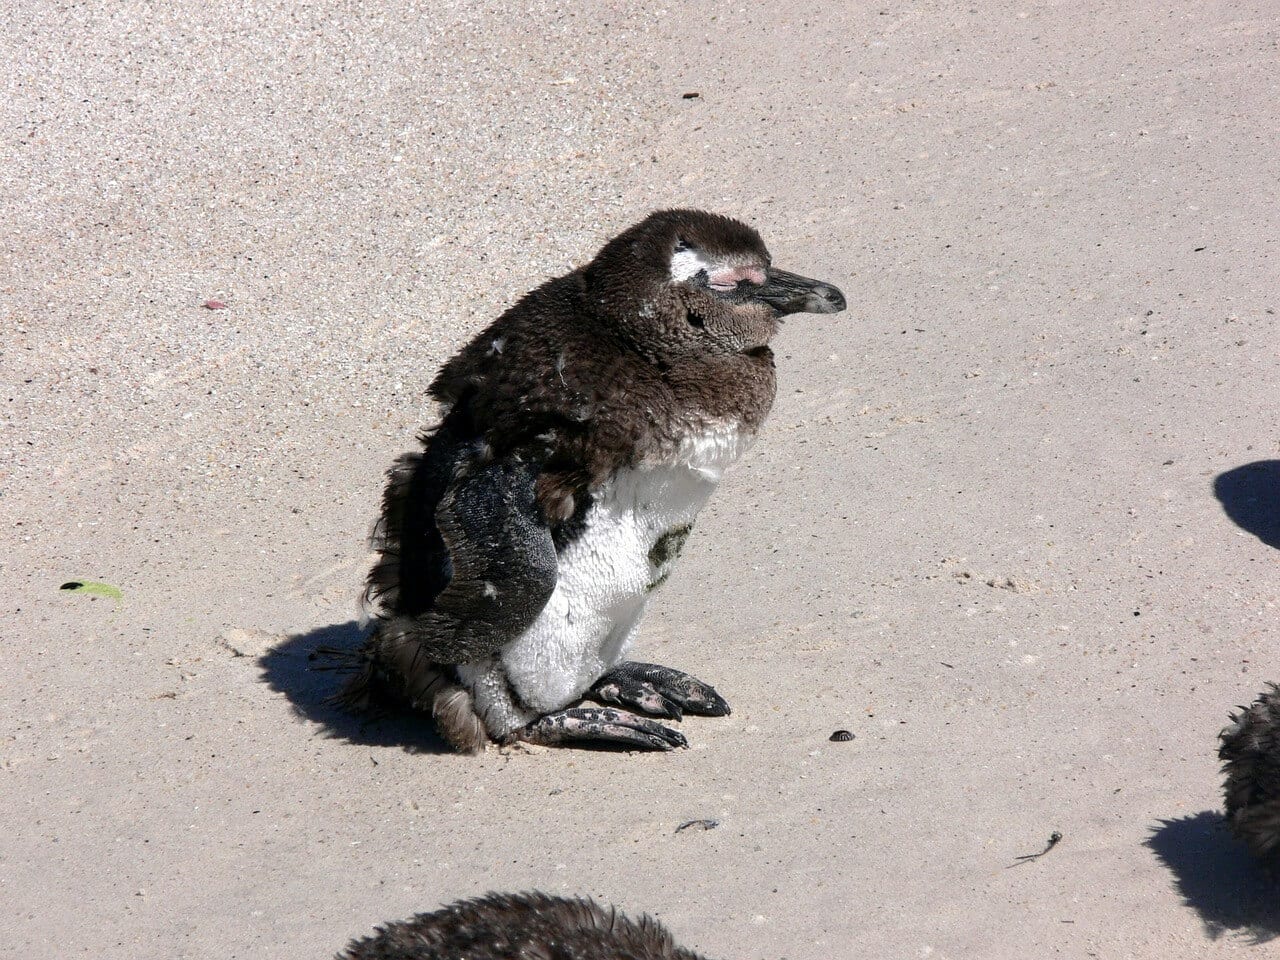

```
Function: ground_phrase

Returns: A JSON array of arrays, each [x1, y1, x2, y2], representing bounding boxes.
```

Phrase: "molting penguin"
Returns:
[[342, 209, 846, 751], [1219, 683, 1280, 866], [336, 891, 717, 960]]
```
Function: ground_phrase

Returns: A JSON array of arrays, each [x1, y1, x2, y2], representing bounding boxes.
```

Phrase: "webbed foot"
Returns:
[[588, 661, 731, 719], [515, 707, 688, 751]]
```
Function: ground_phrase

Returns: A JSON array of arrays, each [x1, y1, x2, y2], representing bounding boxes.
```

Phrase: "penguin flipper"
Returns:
[[589, 662, 731, 719], [379, 451, 558, 668]]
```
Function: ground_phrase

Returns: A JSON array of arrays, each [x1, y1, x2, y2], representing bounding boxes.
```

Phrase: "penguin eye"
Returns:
[[674, 237, 692, 253]]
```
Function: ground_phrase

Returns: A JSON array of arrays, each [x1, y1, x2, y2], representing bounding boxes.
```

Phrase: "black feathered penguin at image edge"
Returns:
[[1220, 683, 1280, 866], [336, 891, 716, 960]]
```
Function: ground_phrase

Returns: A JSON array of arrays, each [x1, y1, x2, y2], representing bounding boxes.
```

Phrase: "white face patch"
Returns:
[[670, 246, 712, 282], [670, 246, 767, 291]]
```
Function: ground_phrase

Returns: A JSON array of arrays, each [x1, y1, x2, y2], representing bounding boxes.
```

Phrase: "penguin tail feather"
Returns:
[[326, 657, 388, 715], [316, 623, 490, 754]]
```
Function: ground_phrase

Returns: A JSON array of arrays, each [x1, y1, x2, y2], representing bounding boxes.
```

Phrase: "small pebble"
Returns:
[[830, 730, 855, 742]]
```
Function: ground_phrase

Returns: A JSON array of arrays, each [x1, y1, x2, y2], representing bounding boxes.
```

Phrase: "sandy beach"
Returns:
[[4, 1, 1279, 956]]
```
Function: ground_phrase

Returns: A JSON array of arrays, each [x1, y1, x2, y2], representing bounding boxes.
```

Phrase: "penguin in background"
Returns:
[[1219, 683, 1280, 866], [335, 892, 716, 960], [339, 209, 846, 751]]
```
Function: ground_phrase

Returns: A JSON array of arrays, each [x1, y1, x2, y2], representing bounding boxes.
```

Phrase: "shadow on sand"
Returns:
[[1146, 811, 1280, 944], [258, 619, 451, 754], [1214, 460, 1280, 550]]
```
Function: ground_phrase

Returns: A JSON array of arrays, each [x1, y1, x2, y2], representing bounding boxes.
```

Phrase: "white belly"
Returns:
[[460, 422, 753, 736]]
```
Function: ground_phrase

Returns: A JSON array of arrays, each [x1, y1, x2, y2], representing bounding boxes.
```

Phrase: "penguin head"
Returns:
[[585, 209, 846, 361]]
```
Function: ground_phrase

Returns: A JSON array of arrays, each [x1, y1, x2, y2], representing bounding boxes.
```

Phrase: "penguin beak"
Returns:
[[753, 268, 847, 316]]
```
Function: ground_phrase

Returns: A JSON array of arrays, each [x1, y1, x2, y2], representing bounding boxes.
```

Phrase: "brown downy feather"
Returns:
[[335, 418, 491, 748], [330, 624, 487, 754], [335, 891, 717, 960], [430, 686, 488, 754], [362, 451, 425, 617], [426, 213, 781, 522], [1219, 683, 1280, 864]]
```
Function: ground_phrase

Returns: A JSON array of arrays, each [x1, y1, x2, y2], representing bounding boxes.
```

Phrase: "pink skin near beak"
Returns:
[[708, 265, 767, 291]]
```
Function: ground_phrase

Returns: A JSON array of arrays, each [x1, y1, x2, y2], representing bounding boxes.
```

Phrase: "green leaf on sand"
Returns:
[[60, 580, 123, 599]]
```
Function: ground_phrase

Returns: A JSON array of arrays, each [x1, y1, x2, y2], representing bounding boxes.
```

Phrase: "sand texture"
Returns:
[[4, 0, 1279, 956]]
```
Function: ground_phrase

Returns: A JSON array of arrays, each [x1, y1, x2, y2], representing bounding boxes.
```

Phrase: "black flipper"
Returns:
[[382, 448, 558, 665], [589, 661, 731, 719], [339, 421, 557, 718], [516, 707, 688, 751]]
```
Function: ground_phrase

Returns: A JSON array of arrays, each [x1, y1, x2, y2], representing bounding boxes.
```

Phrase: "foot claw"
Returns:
[[517, 707, 687, 751], [591, 680, 683, 719], [590, 662, 730, 718]]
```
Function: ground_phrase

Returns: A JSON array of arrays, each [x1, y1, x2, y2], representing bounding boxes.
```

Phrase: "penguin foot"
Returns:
[[589, 661, 731, 719], [515, 707, 688, 751]]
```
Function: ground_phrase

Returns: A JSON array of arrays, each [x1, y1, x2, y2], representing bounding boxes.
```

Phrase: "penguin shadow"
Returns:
[[1145, 811, 1280, 944], [1214, 460, 1280, 550], [258, 620, 451, 754]]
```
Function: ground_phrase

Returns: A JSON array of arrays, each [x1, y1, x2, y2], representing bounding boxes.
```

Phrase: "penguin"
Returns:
[[1219, 683, 1280, 866], [340, 209, 846, 751], [335, 891, 716, 960]]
